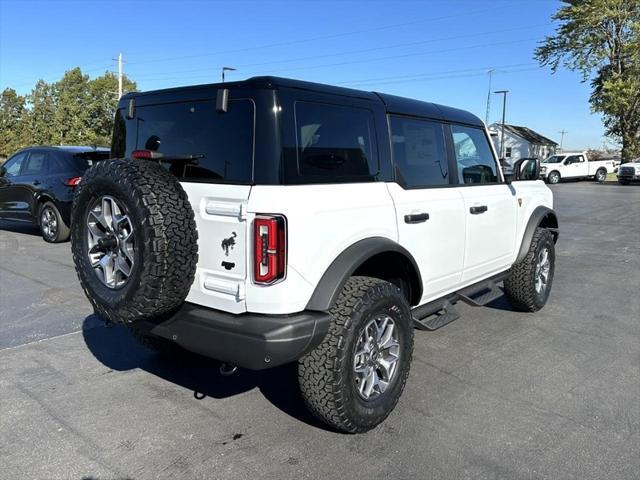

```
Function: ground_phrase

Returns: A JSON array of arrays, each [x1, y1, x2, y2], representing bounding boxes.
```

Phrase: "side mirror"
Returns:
[[0, 166, 6, 177], [512, 158, 540, 182]]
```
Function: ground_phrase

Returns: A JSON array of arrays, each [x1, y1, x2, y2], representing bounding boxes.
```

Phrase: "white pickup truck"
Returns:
[[540, 152, 617, 184]]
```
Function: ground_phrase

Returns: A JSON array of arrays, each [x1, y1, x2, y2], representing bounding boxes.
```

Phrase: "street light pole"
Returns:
[[221, 66, 236, 83], [494, 90, 509, 158]]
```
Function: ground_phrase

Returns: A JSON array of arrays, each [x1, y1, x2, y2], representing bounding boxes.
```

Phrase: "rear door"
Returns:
[[116, 95, 256, 313], [449, 124, 518, 283], [386, 116, 466, 302]]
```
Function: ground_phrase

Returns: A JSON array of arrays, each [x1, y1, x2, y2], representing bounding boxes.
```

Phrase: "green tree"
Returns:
[[26, 80, 57, 146], [535, 0, 640, 161], [0, 88, 27, 158], [87, 71, 137, 146], [53, 67, 92, 145]]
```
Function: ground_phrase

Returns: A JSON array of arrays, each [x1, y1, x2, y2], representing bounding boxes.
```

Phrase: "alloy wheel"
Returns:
[[86, 195, 135, 289], [41, 207, 57, 240], [353, 314, 401, 401], [534, 247, 551, 294]]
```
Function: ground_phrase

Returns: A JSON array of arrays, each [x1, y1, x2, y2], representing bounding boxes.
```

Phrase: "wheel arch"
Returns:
[[515, 206, 559, 263], [305, 237, 423, 311], [34, 194, 55, 222]]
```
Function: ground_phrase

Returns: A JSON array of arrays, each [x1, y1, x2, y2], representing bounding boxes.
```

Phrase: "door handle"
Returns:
[[469, 205, 488, 214], [33, 180, 41, 186], [404, 213, 429, 224]]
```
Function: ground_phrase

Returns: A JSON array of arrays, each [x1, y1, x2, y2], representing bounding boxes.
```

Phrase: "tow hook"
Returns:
[[219, 363, 238, 376]]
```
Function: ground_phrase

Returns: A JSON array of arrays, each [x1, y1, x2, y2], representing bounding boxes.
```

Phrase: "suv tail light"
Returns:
[[65, 176, 82, 186], [254, 215, 286, 284]]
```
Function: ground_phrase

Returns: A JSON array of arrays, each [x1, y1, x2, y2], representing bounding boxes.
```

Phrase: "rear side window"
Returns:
[[451, 125, 499, 184], [293, 102, 377, 182], [115, 99, 255, 183], [22, 152, 48, 175], [389, 116, 448, 187]]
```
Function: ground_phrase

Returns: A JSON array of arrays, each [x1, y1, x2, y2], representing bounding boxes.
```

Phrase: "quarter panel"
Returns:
[[246, 183, 397, 314]]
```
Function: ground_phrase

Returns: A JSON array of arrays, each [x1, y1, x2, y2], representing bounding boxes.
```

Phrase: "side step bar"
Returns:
[[412, 272, 509, 331]]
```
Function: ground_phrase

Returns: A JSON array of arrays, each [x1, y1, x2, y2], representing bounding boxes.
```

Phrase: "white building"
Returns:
[[489, 124, 558, 161]]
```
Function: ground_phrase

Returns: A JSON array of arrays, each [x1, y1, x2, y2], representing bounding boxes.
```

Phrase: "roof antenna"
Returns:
[[221, 66, 236, 83]]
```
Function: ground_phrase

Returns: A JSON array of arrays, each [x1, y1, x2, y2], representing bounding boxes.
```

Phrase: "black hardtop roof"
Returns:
[[122, 76, 484, 127]]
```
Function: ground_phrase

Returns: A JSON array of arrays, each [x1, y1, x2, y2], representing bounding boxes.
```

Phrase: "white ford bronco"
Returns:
[[71, 77, 558, 433], [540, 151, 617, 184]]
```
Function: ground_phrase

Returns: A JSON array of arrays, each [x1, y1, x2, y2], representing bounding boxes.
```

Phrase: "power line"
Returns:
[[128, 24, 546, 81], [124, 5, 506, 67], [133, 37, 539, 84], [337, 63, 538, 86]]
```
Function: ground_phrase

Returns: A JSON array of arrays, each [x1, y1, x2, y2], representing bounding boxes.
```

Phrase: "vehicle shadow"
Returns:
[[81, 315, 330, 431], [0, 219, 41, 236]]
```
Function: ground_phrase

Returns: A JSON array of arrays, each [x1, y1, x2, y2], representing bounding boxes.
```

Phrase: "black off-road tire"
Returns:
[[595, 168, 607, 183], [547, 171, 561, 184], [71, 159, 198, 324], [504, 228, 555, 312], [298, 276, 414, 433]]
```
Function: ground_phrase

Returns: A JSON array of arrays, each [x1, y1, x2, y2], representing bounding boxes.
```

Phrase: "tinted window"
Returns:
[[22, 152, 48, 175], [451, 125, 499, 184], [294, 102, 377, 182], [71, 151, 110, 172], [389, 116, 448, 187], [131, 99, 254, 183], [2, 152, 27, 177], [565, 155, 584, 164]]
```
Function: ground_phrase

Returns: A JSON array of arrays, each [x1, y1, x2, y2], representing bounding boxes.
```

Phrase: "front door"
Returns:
[[386, 116, 466, 303], [564, 154, 588, 177], [449, 124, 518, 283], [0, 151, 30, 221]]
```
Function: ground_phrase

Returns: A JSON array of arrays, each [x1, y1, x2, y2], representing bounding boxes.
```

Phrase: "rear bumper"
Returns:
[[141, 302, 331, 370]]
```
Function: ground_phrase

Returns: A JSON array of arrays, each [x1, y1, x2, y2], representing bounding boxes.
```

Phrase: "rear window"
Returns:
[[113, 99, 254, 183], [389, 116, 448, 188], [71, 151, 110, 172], [289, 101, 377, 183]]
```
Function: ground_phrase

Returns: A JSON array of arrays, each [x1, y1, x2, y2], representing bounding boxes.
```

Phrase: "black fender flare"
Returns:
[[305, 237, 423, 312], [515, 206, 559, 263]]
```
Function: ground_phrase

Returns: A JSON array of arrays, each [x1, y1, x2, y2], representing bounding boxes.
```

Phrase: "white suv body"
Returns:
[[182, 174, 552, 316], [74, 77, 559, 433]]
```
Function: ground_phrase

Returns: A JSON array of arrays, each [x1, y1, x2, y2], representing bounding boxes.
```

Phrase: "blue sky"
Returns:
[[0, 0, 607, 150]]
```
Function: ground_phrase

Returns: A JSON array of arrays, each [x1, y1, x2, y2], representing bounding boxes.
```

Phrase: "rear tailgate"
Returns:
[[182, 183, 250, 314], [113, 91, 257, 314]]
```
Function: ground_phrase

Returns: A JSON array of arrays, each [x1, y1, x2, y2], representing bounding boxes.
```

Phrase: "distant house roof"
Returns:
[[490, 124, 558, 146]]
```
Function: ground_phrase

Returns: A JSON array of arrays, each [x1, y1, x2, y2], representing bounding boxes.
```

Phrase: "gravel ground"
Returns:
[[1, 181, 639, 480]]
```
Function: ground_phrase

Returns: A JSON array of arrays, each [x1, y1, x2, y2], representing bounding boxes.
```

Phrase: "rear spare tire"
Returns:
[[70, 159, 198, 324]]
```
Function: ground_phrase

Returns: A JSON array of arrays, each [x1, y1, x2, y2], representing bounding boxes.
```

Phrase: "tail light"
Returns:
[[132, 150, 163, 160], [254, 215, 286, 284], [65, 176, 82, 186]]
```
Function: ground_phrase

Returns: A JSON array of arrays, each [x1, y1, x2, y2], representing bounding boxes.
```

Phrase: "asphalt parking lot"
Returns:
[[1, 182, 639, 480]]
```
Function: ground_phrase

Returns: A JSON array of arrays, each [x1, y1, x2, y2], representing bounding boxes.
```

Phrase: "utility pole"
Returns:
[[113, 52, 123, 99], [485, 69, 494, 125], [221, 66, 236, 83], [494, 90, 509, 158], [558, 130, 567, 151]]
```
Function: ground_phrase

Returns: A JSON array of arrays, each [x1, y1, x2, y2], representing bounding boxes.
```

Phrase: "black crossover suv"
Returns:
[[0, 146, 110, 242]]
